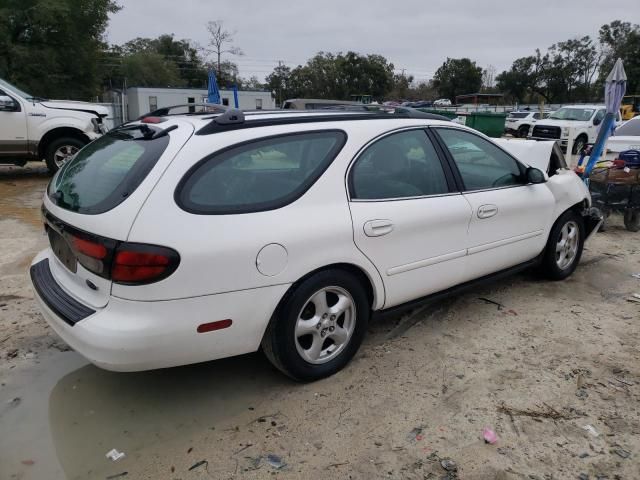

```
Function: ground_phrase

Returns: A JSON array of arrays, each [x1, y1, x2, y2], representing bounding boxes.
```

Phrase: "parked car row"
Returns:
[[506, 105, 626, 156]]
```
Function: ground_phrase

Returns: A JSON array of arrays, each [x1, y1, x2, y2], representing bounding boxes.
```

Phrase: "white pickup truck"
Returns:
[[0, 78, 109, 173], [528, 105, 621, 155]]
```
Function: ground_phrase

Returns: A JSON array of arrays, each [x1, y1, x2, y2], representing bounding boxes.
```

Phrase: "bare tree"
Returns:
[[206, 20, 244, 73], [482, 64, 496, 90]]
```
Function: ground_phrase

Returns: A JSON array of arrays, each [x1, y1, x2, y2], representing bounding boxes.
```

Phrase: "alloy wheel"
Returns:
[[294, 286, 356, 365], [53, 145, 79, 168], [555, 220, 579, 269]]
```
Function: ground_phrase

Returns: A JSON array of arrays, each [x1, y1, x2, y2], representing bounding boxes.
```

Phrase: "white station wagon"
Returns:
[[31, 109, 601, 381]]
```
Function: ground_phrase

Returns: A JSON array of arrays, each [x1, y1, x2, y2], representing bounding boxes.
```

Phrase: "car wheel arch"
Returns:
[[277, 263, 381, 317], [38, 127, 90, 160]]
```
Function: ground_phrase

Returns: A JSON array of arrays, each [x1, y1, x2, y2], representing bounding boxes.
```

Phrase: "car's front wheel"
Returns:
[[540, 210, 585, 280], [262, 269, 370, 381], [45, 137, 86, 174]]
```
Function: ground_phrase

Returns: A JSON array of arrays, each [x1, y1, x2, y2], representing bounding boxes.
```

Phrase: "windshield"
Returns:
[[550, 107, 595, 121], [615, 117, 640, 137], [0, 78, 41, 101], [48, 127, 170, 214]]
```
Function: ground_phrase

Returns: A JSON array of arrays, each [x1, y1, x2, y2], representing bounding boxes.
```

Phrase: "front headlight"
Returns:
[[91, 117, 106, 134], [561, 127, 569, 137]]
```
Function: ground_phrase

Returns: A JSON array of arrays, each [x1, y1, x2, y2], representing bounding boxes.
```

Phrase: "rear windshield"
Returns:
[[508, 112, 529, 119], [176, 131, 346, 214], [48, 126, 170, 214]]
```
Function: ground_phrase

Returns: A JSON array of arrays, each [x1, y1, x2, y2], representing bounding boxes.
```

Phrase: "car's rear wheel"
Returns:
[[540, 210, 585, 280], [45, 137, 86, 174], [624, 209, 640, 232], [262, 269, 369, 381]]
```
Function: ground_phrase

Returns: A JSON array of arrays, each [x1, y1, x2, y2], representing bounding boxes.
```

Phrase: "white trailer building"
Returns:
[[124, 86, 275, 120]]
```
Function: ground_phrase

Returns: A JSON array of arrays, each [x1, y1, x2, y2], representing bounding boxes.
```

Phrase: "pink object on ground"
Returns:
[[483, 427, 498, 444]]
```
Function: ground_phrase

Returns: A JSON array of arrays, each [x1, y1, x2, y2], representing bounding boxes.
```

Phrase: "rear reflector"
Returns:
[[197, 320, 233, 333]]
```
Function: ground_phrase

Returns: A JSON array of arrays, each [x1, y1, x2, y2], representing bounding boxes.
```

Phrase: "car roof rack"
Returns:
[[196, 107, 451, 135], [138, 103, 228, 120]]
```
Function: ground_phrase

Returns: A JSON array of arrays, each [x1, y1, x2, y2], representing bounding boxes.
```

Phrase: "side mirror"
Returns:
[[593, 117, 602, 126], [526, 167, 546, 184], [0, 95, 18, 112]]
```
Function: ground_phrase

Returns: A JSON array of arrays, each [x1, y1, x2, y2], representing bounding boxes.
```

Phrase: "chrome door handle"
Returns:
[[477, 204, 498, 219], [363, 219, 394, 237]]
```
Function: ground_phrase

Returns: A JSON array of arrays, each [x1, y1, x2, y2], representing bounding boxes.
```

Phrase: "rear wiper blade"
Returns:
[[112, 123, 177, 140], [150, 124, 178, 139]]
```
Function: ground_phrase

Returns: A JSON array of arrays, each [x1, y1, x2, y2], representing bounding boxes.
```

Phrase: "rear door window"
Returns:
[[49, 126, 170, 214], [176, 131, 346, 214], [350, 129, 450, 199]]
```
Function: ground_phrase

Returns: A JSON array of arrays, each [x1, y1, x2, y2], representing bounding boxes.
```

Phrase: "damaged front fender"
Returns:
[[582, 206, 603, 241]]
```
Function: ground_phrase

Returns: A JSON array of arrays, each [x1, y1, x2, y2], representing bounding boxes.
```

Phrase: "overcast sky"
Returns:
[[107, 0, 637, 82]]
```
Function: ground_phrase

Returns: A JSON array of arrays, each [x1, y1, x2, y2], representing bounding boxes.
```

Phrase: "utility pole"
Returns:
[[278, 60, 284, 107]]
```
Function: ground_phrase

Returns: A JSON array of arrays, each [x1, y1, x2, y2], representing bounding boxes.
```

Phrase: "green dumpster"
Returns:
[[465, 112, 507, 138], [416, 108, 458, 120]]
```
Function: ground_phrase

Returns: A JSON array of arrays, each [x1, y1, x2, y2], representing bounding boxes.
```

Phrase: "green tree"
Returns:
[[388, 73, 414, 100], [116, 34, 207, 88], [0, 0, 120, 99], [266, 64, 293, 105], [266, 51, 395, 101], [496, 55, 540, 103], [432, 58, 483, 101], [598, 20, 640, 94], [120, 52, 184, 87]]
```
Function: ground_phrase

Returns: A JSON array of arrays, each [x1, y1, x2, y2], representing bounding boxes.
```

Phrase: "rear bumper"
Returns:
[[30, 250, 290, 371]]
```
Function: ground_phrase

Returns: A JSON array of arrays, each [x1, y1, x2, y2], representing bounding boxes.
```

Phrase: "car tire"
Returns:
[[45, 137, 86, 174], [572, 135, 587, 155], [517, 125, 529, 138], [261, 269, 370, 381], [624, 209, 640, 232], [540, 210, 585, 280]]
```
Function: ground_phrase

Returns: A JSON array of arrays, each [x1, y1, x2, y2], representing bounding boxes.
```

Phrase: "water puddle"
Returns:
[[0, 351, 289, 480], [0, 164, 49, 228]]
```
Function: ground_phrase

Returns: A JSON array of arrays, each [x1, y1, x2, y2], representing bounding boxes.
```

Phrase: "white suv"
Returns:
[[30, 109, 600, 381], [0, 78, 109, 173], [529, 105, 622, 154], [505, 110, 551, 138]]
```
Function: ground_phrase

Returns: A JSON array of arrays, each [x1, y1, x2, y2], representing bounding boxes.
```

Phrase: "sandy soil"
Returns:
[[0, 163, 638, 480]]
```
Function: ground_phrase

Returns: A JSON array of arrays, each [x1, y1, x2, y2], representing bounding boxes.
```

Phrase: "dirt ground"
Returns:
[[0, 163, 639, 480]]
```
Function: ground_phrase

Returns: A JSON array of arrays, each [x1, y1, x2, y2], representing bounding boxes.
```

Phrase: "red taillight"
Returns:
[[73, 236, 107, 259], [112, 244, 179, 284]]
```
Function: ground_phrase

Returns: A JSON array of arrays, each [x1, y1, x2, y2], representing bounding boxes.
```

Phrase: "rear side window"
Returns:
[[176, 131, 346, 214], [49, 127, 170, 214]]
